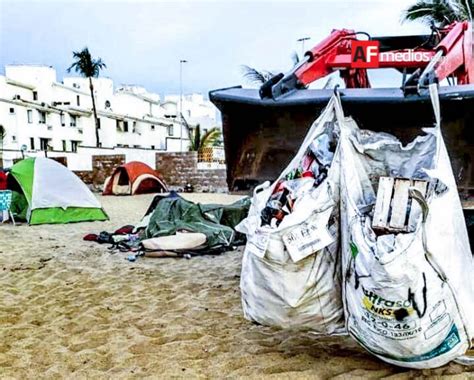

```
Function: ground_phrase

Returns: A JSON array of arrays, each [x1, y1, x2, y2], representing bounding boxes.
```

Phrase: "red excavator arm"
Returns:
[[263, 21, 473, 98]]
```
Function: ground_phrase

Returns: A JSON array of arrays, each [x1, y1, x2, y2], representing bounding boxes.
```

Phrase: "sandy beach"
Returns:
[[0, 193, 473, 379]]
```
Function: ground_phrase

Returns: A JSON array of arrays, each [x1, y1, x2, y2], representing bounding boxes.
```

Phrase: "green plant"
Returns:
[[188, 124, 223, 152], [241, 51, 303, 85], [403, 0, 473, 26], [241, 65, 276, 85], [242, 52, 335, 89]]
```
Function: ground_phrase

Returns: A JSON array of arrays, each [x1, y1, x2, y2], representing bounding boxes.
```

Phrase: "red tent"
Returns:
[[103, 161, 168, 195], [0, 171, 7, 190]]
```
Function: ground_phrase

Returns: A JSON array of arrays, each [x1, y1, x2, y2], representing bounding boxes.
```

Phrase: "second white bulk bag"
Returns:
[[339, 85, 473, 368]]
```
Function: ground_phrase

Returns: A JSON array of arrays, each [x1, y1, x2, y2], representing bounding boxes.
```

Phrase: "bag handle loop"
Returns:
[[429, 83, 441, 129]]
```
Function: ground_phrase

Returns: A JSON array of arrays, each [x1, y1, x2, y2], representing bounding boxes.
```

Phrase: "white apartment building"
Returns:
[[164, 93, 220, 131], [0, 64, 220, 168]]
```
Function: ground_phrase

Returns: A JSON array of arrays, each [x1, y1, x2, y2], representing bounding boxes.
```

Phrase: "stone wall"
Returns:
[[7, 151, 227, 193], [74, 154, 125, 190], [191, 168, 228, 193], [156, 152, 198, 187], [156, 152, 228, 192]]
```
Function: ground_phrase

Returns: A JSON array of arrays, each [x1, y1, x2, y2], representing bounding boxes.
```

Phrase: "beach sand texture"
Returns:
[[1, 194, 473, 379]]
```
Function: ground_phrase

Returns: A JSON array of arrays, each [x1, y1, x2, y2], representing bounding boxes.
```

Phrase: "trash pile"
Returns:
[[237, 85, 474, 369], [261, 133, 336, 228], [85, 191, 251, 260], [237, 97, 345, 333]]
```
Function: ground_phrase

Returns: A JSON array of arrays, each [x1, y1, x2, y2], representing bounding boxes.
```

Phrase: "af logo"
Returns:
[[351, 40, 380, 68]]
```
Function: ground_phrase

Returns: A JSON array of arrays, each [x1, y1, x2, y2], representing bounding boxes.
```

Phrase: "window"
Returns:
[[76, 95, 80, 106], [9, 107, 15, 114], [97, 118, 101, 129], [116, 120, 121, 131], [62, 140, 67, 152], [132, 121, 137, 133], [60, 113, 65, 126], [27, 110, 33, 123], [33, 91, 38, 101], [151, 145, 155, 150], [123, 121, 129, 132], [40, 138, 50, 151], [38, 111, 46, 124], [168, 125, 174, 136], [11, 135, 16, 142], [71, 140, 78, 152], [70, 115, 77, 127], [133, 145, 140, 148], [30, 138, 35, 150], [151, 125, 155, 131]]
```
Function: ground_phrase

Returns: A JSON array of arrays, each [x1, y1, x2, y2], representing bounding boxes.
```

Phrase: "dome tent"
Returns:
[[9, 158, 108, 225], [103, 161, 168, 196]]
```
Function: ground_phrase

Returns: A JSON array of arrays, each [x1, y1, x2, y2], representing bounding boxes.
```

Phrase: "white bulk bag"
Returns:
[[236, 96, 345, 333], [339, 84, 473, 368]]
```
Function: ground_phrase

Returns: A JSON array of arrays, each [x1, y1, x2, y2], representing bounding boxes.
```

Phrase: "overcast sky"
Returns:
[[0, 0, 428, 96]]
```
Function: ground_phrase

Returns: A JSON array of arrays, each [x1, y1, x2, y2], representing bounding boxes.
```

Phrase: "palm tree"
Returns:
[[403, 0, 473, 26], [241, 51, 302, 85], [290, 51, 301, 66], [241, 65, 275, 85], [67, 47, 106, 147], [242, 53, 338, 89], [187, 124, 223, 152], [241, 52, 339, 89]]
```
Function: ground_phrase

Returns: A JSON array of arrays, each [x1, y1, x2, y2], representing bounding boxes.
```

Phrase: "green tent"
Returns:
[[9, 157, 108, 225], [145, 195, 250, 250]]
